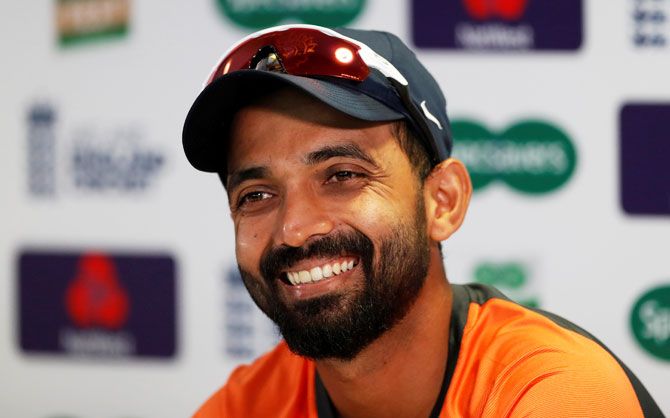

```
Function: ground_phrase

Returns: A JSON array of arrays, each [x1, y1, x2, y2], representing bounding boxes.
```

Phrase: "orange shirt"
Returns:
[[194, 284, 663, 418]]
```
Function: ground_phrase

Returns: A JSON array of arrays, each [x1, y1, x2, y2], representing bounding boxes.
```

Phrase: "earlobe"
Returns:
[[423, 158, 472, 242]]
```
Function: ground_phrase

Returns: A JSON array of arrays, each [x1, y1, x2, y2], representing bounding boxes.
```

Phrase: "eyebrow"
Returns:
[[226, 166, 269, 192], [227, 143, 379, 192], [304, 143, 379, 168]]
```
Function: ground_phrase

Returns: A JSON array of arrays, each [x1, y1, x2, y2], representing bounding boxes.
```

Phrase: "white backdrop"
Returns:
[[1, 1, 668, 417]]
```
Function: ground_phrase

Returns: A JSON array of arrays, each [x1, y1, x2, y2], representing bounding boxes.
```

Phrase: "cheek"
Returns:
[[337, 194, 410, 242], [235, 218, 271, 272]]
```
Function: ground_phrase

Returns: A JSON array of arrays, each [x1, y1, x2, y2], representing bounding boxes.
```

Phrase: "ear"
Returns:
[[423, 158, 472, 242]]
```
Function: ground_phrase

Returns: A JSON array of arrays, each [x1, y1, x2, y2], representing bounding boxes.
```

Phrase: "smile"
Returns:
[[285, 258, 359, 285]]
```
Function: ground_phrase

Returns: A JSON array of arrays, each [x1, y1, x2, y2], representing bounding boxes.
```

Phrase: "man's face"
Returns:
[[226, 89, 431, 360]]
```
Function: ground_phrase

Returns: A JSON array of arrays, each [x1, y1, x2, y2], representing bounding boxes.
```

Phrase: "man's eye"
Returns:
[[237, 191, 272, 207], [328, 170, 360, 183]]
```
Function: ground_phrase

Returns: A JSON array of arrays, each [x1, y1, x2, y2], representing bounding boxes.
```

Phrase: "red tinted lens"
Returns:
[[209, 28, 370, 84]]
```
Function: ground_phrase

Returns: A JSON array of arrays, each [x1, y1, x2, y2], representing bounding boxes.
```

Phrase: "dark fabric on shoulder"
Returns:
[[427, 284, 471, 417], [531, 302, 664, 417], [461, 283, 665, 418], [315, 373, 337, 418], [457, 282, 510, 305]]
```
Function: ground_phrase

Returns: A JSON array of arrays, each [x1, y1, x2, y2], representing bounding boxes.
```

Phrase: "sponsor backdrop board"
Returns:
[[1, 0, 669, 417]]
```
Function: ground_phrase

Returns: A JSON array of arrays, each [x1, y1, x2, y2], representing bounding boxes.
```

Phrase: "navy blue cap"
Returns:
[[182, 26, 452, 174]]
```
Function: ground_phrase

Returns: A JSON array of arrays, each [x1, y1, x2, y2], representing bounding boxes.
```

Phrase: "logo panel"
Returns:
[[222, 268, 278, 360], [56, 0, 130, 47], [620, 103, 670, 215], [25, 102, 166, 198], [18, 250, 177, 358], [216, 0, 366, 29], [473, 261, 540, 307], [631, 0, 669, 48], [452, 119, 577, 194], [27, 104, 57, 196], [412, 0, 583, 50], [630, 284, 670, 361]]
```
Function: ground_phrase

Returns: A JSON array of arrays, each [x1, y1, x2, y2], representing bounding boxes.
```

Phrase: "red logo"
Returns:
[[463, 0, 530, 20], [65, 253, 129, 329]]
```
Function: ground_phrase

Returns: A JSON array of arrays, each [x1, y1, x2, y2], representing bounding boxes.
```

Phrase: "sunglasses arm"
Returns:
[[357, 48, 408, 86], [389, 78, 449, 164]]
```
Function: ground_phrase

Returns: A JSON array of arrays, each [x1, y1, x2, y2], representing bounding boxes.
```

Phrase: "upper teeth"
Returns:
[[286, 259, 356, 285]]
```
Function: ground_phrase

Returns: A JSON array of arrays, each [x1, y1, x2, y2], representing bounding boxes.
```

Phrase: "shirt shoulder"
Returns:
[[193, 341, 318, 418], [443, 286, 648, 418]]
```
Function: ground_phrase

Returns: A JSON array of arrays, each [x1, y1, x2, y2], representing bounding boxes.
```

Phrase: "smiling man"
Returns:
[[183, 25, 663, 418]]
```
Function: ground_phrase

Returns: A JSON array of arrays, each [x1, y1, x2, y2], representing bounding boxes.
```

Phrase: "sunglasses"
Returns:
[[204, 24, 446, 165], [205, 24, 407, 87]]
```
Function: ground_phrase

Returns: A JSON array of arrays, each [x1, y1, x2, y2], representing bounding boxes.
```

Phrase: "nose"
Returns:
[[275, 186, 334, 248]]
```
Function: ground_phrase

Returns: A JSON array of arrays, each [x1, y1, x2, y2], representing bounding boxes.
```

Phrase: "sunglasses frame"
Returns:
[[205, 24, 408, 87]]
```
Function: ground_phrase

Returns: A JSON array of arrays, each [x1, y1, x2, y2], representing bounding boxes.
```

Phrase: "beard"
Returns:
[[238, 197, 431, 361]]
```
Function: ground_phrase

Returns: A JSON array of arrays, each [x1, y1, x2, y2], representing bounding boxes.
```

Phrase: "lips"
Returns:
[[284, 257, 359, 285], [259, 230, 373, 297]]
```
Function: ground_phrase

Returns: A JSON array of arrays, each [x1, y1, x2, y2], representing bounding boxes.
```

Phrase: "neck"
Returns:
[[315, 247, 453, 418]]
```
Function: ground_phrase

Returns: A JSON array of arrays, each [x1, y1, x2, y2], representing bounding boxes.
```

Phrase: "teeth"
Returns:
[[286, 258, 357, 285], [310, 266, 323, 281], [298, 271, 311, 284]]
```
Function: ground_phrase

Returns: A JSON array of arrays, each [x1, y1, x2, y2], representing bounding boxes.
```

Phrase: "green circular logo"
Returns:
[[630, 284, 670, 361], [216, 0, 366, 29], [473, 261, 539, 307], [474, 262, 527, 288], [452, 119, 577, 194]]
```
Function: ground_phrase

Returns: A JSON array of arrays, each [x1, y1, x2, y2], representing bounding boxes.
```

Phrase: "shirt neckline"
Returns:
[[314, 284, 471, 418]]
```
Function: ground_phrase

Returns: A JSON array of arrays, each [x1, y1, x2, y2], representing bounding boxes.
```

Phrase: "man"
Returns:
[[183, 25, 663, 417]]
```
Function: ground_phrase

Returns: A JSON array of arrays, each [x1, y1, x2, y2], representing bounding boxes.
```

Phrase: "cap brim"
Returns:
[[182, 70, 404, 173]]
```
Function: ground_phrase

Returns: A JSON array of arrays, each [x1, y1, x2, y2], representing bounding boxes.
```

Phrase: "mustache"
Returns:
[[260, 230, 373, 281]]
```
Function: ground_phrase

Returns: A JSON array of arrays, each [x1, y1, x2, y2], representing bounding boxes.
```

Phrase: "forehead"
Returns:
[[226, 88, 398, 172]]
